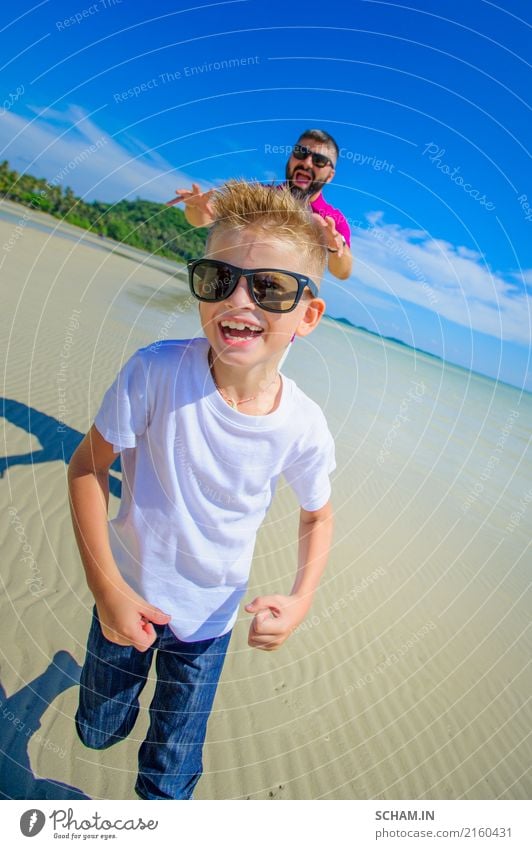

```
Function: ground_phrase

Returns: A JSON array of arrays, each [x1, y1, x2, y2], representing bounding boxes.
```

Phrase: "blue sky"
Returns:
[[1, 0, 531, 389]]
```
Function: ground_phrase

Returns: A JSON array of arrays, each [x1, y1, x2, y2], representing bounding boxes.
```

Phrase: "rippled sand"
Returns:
[[1, 202, 530, 800]]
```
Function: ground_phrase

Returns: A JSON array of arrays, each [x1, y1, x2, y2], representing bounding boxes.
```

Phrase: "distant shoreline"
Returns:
[[325, 313, 528, 395], [1, 197, 526, 394], [0, 197, 188, 282]]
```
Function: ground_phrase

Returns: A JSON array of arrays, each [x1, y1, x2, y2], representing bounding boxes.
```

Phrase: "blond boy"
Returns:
[[69, 181, 335, 799]]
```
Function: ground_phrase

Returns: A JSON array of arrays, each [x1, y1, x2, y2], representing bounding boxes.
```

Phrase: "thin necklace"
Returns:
[[208, 348, 279, 410]]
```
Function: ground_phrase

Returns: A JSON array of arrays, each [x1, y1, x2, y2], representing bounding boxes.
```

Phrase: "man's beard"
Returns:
[[285, 162, 327, 201]]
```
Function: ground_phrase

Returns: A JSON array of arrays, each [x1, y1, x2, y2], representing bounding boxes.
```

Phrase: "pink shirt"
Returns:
[[272, 182, 351, 247], [310, 192, 351, 246]]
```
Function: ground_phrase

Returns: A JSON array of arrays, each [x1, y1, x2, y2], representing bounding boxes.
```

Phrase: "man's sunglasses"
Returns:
[[292, 144, 334, 169], [187, 259, 319, 313]]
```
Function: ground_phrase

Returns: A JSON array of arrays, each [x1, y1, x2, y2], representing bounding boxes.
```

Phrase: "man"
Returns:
[[167, 129, 353, 280]]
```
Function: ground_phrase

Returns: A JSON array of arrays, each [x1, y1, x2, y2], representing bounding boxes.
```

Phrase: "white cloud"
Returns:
[[0, 104, 194, 203], [517, 269, 532, 288], [350, 215, 532, 346]]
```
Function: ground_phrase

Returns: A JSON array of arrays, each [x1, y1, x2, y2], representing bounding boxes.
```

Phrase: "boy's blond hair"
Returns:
[[207, 180, 328, 281]]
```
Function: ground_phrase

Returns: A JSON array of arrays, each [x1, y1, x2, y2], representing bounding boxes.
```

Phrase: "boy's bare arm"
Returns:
[[245, 501, 334, 651], [68, 425, 170, 651]]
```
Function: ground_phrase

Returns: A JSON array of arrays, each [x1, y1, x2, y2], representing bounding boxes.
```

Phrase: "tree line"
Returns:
[[0, 160, 207, 262]]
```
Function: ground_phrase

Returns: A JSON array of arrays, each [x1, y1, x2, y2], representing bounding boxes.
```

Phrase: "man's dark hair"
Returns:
[[297, 129, 340, 161]]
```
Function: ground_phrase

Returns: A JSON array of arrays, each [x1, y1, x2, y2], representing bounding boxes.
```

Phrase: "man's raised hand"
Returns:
[[312, 213, 345, 257], [165, 182, 215, 227]]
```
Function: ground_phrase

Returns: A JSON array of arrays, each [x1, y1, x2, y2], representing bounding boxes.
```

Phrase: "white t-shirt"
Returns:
[[94, 338, 335, 641]]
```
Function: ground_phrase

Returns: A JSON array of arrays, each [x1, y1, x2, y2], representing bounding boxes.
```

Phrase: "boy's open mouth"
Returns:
[[219, 320, 264, 342]]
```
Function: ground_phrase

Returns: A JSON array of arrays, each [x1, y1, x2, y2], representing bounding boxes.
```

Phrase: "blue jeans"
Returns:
[[75, 607, 231, 799]]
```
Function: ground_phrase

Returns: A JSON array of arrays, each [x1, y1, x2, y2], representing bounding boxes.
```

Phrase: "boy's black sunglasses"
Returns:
[[292, 144, 334, 169], [187, 259, 319, 313]]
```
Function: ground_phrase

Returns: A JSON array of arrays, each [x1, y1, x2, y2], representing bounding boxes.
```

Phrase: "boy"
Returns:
[[69, 181, 335, 800]]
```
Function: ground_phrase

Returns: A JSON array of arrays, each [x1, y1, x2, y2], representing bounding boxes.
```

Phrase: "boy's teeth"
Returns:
[[221, 321, 260, 332]]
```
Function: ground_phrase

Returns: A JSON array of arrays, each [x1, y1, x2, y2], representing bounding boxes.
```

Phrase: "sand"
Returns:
[[1, 200, 531, 800]]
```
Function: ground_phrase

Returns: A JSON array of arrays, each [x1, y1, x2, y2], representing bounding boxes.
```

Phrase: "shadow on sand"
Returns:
[[1, 397, 121, 798], [1, 397, 121, 497], [0, 651, 89, 799]]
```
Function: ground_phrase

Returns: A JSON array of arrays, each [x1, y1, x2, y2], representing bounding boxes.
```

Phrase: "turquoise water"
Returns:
[[278, 318, 532, 608]]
